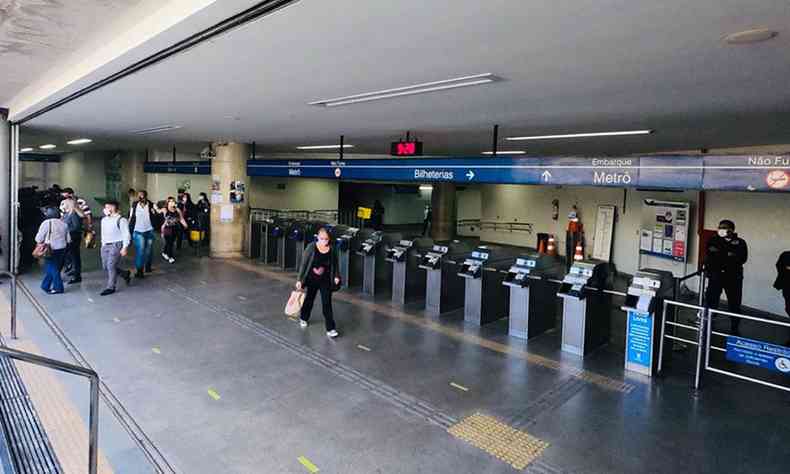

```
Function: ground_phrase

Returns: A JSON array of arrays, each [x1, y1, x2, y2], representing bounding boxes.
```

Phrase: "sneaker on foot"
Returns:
[[327, 329, 339, 338], [162, 252, 169, 261], [168, 257, 175, 264], [299, 320, 308, 328], [67, 277, 82, 284], [100, 288, 116, 296], [135, 270, 145, 279]]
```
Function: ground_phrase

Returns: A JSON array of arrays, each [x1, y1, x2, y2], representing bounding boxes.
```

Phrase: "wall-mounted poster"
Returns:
[[640, 199, 691, 263], [211, 175, 221, 192], [230, 180, 245, 203]]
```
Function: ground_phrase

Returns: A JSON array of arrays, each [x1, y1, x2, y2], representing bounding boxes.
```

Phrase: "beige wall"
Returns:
[[249, 177, 338, 211], [19, 161, 59, 190], [60, 151, 111, 213]]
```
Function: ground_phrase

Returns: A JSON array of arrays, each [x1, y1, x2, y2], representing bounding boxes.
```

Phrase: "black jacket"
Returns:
[[128, 201, 164, 233], [298, 242, 340, 287], [704, 234, 748, 279], [774, 251, 790, 290]]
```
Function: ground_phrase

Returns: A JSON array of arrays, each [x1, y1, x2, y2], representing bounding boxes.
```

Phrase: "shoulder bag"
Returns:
[[32, 221, 53, 259]]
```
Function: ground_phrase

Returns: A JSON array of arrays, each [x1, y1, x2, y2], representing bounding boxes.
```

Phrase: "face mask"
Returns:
[[717, 229, 729, 238], [318, 238, 330, 246]]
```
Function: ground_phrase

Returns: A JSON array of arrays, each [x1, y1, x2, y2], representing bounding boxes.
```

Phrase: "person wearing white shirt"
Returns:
[[34, 207, 71, 294], [128, 190, 159, 278], [101, 201, 132, 296]]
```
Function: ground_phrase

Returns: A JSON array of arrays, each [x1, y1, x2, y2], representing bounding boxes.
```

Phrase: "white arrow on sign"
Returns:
[[466, 170, 475, 180], [541, 170, 552, 182]]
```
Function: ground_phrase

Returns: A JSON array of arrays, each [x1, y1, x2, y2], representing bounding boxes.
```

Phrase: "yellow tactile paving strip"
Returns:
[[229, 259, 636, 394], [0, 293, 114, 474], [448, 413, 549, 470]]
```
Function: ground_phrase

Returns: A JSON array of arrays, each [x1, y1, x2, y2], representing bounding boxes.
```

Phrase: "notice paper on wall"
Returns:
[[220, 204, 234, 222], [640, 199, 690, 263], [592, 205, 616, 261], [211, 191, 222, 204]]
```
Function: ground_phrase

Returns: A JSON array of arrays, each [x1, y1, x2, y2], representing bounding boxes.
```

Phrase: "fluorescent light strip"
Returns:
[[19, 147, 33, 152], [39, 144, 56, 150], [67, 138, 92, 145], [131, 125, 182, 135], [296, 144, 354, 150], [507, 130, 653, 141], [419, 185, 434, 191], [309, 73, 497, 107], [482, 150, 526, 155]]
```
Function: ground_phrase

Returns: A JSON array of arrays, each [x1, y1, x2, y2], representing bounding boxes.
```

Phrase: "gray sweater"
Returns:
[[297, 242, 340, 286]]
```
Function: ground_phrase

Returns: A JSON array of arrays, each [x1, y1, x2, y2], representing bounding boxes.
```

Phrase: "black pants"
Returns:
[[422, 218, 430, 236], [300, 284, 336, 331], [164, 232, 177, 257], [176, 227, 184, 250], [66, 232, 82, 278], [706, 276, 743, 332]]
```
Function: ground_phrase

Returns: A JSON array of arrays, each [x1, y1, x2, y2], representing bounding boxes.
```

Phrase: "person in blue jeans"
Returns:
[[128, 190, 161, 278], [35, 207, 71, 294]]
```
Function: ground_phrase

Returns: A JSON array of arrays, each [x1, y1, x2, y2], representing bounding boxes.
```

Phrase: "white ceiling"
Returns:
[[21, 0, 790, 156], [0, 0, 146, 106]]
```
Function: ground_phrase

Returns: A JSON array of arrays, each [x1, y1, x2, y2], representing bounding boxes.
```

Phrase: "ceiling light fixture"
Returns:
[[39, 144, 56, 150], [67, 138, 93, 145], [309, 73, 499, 107], [131, 125, 182, 135], [724, 28, 778, 45], [419, 185, 434, 191], [19, 147, 33, 153], [507, 130, 653, 141], [482, 150, 526, 155], [296, 144, 354, 150]]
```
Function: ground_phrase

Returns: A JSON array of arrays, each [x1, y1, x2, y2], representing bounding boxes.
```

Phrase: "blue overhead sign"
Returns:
[[726, 336, 790, 374], [246, 155, 790, 192], [144, 161, 211, 175]]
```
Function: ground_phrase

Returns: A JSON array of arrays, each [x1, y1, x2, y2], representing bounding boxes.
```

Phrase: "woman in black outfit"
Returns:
[[774, 251, 790, 346], [159, 200, 187, 263], [295, 228, 341, 338]]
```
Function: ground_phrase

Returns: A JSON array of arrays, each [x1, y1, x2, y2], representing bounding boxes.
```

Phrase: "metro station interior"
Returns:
[[1, 1, 790, 473]]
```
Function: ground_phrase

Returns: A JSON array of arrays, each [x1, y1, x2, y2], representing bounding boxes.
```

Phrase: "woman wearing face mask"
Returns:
[[295, 228, 341, 338], [158, 200, 187, 263]]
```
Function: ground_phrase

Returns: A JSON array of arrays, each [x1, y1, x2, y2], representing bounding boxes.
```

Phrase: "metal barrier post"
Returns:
[[88, 375, 100, 474], [693, 308, 706, 392], [657, 300, 669, 374], [0, 271, 17, 339]]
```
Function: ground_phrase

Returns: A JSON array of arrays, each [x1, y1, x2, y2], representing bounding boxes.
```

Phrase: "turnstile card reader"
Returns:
[[458, 247, 511, 325], [458, 248, 490, 279], [357, 232, 384, 296], [419, 245, 449, 270], [385, 240, 414, 263], [504, 253, 558, 340], [558, 260, 611, 356], [621, 269, 674, 377]]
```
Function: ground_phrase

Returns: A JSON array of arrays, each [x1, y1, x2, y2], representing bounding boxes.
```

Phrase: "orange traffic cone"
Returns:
[[573, 243, 584, 261], [547, 236, 557, 256]]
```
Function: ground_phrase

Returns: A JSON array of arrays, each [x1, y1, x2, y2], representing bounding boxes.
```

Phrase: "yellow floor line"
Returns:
[[151, 347, 161, 354], [356, 344, 372, 352], [207, 388, 221, 401], [226, 260, 635, 394], [450, 382, 470, 392], [297, 455, 320, 473]]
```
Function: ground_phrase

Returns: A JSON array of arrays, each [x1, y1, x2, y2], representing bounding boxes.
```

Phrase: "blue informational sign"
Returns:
[[725, 336, 790, 374], [626, 310, 653, 369], [19, 153, 61, 163], [246, 154, 790, 192], [143, 161, 211, 175]]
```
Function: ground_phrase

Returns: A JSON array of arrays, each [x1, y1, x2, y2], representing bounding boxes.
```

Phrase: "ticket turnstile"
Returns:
[[335, 227, 360, 289], [458, 247, 514, 325], [357, 231, 384, 296], [419, 241, 475, 316], [557, 260, 611, 356], [270, 218, 294, 267], [503, 253, 560, 340], [386, 240, 427, 304], [291, 220, 327, 271], [621, 269, 674, 376]]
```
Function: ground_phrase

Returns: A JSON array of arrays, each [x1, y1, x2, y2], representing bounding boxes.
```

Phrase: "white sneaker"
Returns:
[[327, 329, 339, 338], [299, 320, 308, 328], [168, 258, 176, 264], [162, 252, 169, 261]]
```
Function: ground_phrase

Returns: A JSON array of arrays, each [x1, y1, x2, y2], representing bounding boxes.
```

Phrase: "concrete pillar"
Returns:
[[210, 142, 249, 258], [0, 110, 10, 271], [431, 183, 456, 241], [120, 150, 147, 214]]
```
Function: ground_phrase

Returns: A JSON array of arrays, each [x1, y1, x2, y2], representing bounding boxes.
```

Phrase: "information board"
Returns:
[[639, 200, 690, 263], [725, 336, 790, 374], [626, 310, 654, 375], [592, 205, 616, 261]]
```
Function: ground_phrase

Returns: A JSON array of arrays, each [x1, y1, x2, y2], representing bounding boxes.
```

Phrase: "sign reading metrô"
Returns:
[[538, 157, 637, 187], [725, 336, 790, 374]]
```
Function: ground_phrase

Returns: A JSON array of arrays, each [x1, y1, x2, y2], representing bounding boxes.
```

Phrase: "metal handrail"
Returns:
[[0, 271, 17, 339], [0, 346, 99, 474]]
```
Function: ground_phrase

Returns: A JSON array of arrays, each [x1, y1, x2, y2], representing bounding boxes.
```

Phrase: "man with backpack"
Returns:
[[100, 201, 132, 296]]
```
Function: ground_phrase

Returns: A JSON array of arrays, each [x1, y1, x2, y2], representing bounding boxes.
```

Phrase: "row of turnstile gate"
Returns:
[[250, 218, 676, 374]]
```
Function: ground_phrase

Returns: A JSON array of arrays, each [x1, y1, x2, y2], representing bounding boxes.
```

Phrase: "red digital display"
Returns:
[[390, 141, 423, 156]]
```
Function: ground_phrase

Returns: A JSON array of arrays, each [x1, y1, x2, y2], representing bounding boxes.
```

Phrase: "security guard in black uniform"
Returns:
[[704, 219, 748, 335]]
